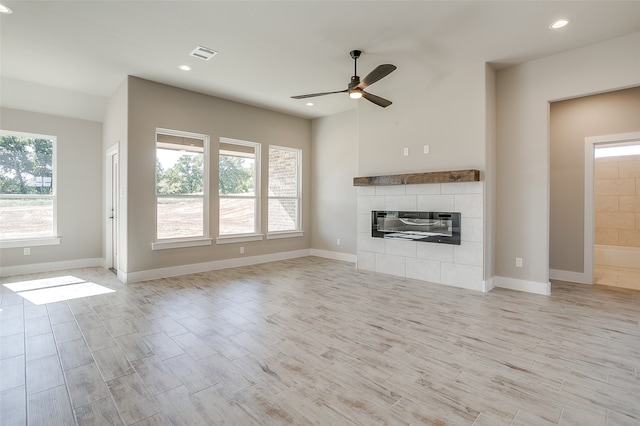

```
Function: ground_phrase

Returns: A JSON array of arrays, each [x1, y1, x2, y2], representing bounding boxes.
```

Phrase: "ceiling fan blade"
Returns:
[[359, 64, 397, 89], [291, 90, 347, 99], [362, 91, 393, 108]]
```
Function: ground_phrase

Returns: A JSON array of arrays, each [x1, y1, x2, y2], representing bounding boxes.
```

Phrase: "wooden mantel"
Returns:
[[353, 169, 480, 186]]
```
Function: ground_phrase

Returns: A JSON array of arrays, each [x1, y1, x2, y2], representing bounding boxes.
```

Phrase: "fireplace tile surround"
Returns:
[[356, 181, 486, 291]]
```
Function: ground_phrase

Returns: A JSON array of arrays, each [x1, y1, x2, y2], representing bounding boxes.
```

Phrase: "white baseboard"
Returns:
[[493, 276, 551, 295], [482, 277, 495, 293], [309, 249, 357, 263], [549, 269, 591, 285], [0, 258, 104, 277], [443, 279, 490, 293], [123, 249, 312, 283]]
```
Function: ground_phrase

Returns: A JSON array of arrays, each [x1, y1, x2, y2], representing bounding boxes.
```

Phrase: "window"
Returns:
[[594, 142, 640, 158], [155, 129, 209, 241], [219, 138, 260, 236], [0, 130, 56, 242], [268, 146, 301, 234]]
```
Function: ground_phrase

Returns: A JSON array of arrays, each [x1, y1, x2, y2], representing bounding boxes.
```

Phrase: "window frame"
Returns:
[[152, 128, 211, 250], [216, 137, 262, 244], [267, 145, 303, 239], [0, 129, 60, 248]]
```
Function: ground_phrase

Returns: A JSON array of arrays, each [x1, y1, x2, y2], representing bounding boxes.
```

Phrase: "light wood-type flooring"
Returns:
[[1, 257, 640, 425]]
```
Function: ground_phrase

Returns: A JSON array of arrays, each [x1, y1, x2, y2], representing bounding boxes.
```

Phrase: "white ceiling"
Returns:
[[1, 1, 639, 120]]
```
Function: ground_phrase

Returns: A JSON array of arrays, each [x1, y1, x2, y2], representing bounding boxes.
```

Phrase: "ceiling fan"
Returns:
[[291, 50, 397, 108]]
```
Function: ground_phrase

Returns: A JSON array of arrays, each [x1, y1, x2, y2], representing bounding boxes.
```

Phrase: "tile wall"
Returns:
[[595, 155, 640, 247], [356, 181, 485, 291]]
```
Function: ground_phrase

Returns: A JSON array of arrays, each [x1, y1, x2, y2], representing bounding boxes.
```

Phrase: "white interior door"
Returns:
[[106, 146, 119, 272]]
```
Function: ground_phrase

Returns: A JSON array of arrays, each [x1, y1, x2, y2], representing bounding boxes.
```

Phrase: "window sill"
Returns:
[[266, 231, 304, 240], [151, 238, 212, 251], [0, 237, 61, 249], [216, 234, 264, 245]]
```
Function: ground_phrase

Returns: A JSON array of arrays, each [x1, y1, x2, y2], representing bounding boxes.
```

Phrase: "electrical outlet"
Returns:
[[240, 247, 245, 254], [424, 145, 430, 154], [515, 257, 523, 268], [403, 147, 409, 156], [337, 238, 341, 246], [24, 248, 31, 256]]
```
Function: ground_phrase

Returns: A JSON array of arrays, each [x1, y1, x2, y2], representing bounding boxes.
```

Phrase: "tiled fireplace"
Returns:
[[355, 171, 486, 291]]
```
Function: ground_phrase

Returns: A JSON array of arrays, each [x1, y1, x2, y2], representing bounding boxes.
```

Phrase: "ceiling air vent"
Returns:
[[189, 46, 218, 61]]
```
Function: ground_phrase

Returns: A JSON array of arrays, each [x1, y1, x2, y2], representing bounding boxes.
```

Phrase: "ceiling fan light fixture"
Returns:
[[349, 90, 363, 99], [0, 4, 13, 14]]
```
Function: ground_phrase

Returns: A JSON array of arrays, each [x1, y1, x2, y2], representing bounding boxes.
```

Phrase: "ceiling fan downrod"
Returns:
[[350, 49, 361, 78]]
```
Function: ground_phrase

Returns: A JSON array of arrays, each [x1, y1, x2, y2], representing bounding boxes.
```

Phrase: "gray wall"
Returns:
[[496, 31, 640, 289], [550, 86, 640, 273], [1, 77, 106, 123], [102, 79, 129, 273], [484, 64, 497, 281], [358, 63, 488, 177], [125, 77, 311, 273], [311, 109, 358, 255], [0, 108, 103, 268]]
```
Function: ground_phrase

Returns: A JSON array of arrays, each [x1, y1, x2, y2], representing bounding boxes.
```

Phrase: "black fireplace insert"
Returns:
[[371, 211, 461, 245]]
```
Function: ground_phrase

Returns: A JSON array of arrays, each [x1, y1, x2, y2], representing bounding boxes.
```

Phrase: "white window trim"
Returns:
[[0, 129, 58, 242], [154, 128, 210, 244], [267, 145, 302, 235], [216, 233, 264, 245], [266, 231, 304, 240], [151, 237, 212, 251], [219, 137, 261, 237], [0, 237, 61, 249]]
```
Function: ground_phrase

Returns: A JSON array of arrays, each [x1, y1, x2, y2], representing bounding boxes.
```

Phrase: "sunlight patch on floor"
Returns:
[[3, 275, 115, 305]]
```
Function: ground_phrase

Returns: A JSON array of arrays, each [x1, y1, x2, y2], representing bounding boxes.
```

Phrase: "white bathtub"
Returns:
[[595, 244, 640, 269]]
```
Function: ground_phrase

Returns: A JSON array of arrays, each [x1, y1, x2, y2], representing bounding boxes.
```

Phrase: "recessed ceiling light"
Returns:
[[550, 19, 570, 29], [305, 102, 314, 106], [179, 65, 191, 71], [0, 4, 13, 14]]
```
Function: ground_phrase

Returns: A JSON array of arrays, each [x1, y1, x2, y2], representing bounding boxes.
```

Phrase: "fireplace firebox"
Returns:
[[371, 211, 461, 245]]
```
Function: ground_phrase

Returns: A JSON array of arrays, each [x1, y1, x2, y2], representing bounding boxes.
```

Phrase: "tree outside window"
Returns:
[[155, 129, 208, 240], [219, 139, 259, 235], [0, 131, 56, 240]]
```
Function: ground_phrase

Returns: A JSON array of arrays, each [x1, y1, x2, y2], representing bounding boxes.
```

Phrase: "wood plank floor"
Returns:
[[1, 256, 640, 425]]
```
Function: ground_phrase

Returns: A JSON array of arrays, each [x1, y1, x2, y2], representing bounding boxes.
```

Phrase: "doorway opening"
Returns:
[[106, 145, 119, 275], [585, 132, 640, 290]]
